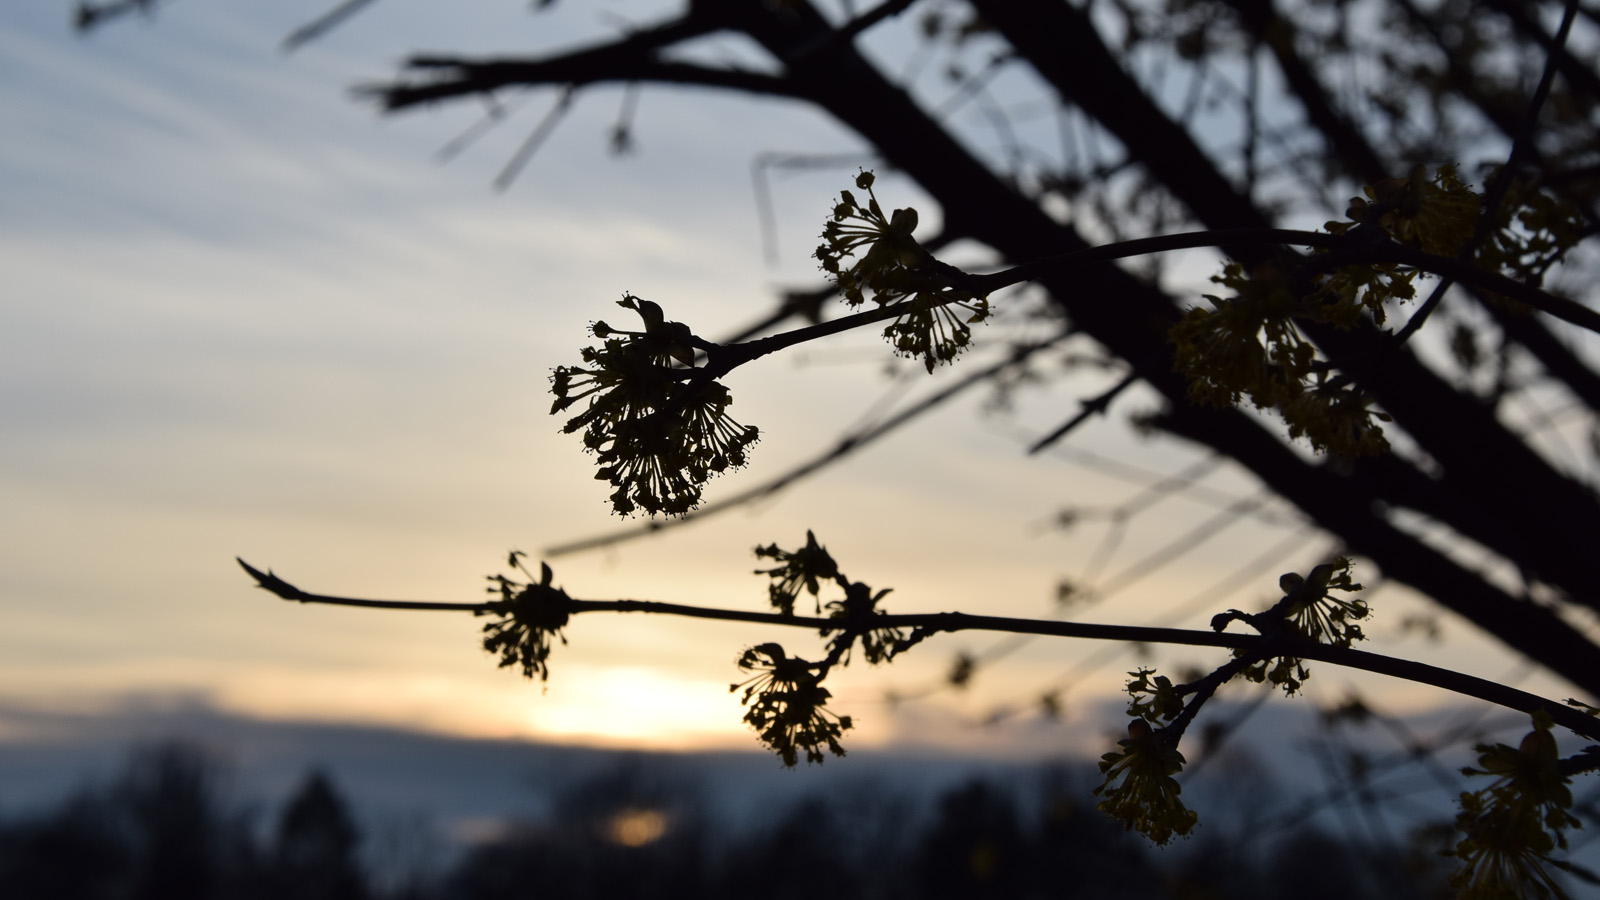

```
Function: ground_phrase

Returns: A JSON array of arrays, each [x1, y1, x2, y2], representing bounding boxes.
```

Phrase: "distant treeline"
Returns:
[[0, 742, 1450, 899]]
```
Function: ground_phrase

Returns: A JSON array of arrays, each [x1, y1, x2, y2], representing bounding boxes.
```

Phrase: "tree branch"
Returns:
[[357, 11, 794, 112], [365, 58, 796, 111], [237, 558, 1600, 741]]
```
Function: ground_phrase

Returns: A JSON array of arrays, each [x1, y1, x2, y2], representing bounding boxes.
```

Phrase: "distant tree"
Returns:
[[913, 780, 1031, 899], [272, 771, 371, 900], [0, 743, 267, 900], [0, 795, 128, 900], [77, 0, 1600, 894]]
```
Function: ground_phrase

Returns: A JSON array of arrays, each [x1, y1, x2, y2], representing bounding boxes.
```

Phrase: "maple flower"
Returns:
[[753, 530, 841, 615], [1094, 720, 1198, 845], [813, 170, 990, 372], [1450, 712, 1583, 900], [822, 580, 906, 665], [731, 643, 852, 766], [1477, 166, 1588, 287], [1338, 164, 1481, 258], [552, 295, 758, 516], [1235, 558, 1368, 696], [883, 289, 992, 373], [479, 555, 573, 682], [1171, 261, 1392, 457], [1125, 668, 1185, 724]]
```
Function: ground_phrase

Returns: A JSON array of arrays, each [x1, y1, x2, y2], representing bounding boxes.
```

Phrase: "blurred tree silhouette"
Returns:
[[273, 771, 370, 900], [77, 0, 1600, 893], [0, 745, 1460, 898], [0, 744, 261, 900]]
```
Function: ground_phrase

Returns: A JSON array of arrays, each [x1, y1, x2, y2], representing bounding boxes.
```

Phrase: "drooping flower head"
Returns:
[[1094, 719, 1198, 845], [1450, 712, 1583, 900], [730, 643, 852, 766], [1170, 261, 1392, 457], [552, 295, 758, 516]]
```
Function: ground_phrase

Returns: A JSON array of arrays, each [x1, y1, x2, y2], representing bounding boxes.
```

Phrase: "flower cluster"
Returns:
[[480, 553, 574, 682], [822, 580, 906, 665], [1477, 167, 1588, 290], [1125, 668, 1185, 723], [1172, 166, 1507, 457], [551, 295, 758, 516], [814, 171, 990, 372], [1335, 164, 1482, 258], [1236, 559, 1368, 696], [753, 530, 840, 615], [1093, 719, 1199, 845], [1450, 712, 1583, 900], [1170, 260, 1392, 457], [752, 533, 907, 663], [884, 291, 992, 373], [1277, 560, 1369, 647], [731, 643, 852, 766]]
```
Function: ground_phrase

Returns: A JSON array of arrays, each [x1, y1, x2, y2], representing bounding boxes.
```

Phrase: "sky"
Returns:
[[1, 0, 1584, 760]]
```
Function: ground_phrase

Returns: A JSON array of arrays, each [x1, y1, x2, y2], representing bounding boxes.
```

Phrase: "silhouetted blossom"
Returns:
[[813, 171, 990, 372], [1094, 720, 1198, 846], [552, 295, 757, 516], [481, 554, 573, 681], [731, 643, 851, 766], [753, 530, 840, 615]]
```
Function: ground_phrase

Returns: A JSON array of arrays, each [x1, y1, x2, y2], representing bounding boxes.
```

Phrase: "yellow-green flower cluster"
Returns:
[[814, 171, 990, 372], [551, 295, 758, 516], [1171, 166, 1516, 457], [731, 643, 852, 766], [1125, 668, 1185, 723], [1277, 560, 1368, 647], [1450, 712, 1583, 900], [1335, 164, 1482, 258], [480, 556, 573, 682], [1479, 168, 1588, 291], [1238, 559, 1368, 696], [1094, 719, 1198, 845], [1171, 260, 1392, 456]]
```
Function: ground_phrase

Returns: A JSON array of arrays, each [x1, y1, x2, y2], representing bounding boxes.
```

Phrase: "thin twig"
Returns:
[[281, 0, 379, 52], [1027, 370, 1138, 454], [493, 87, 576, 192]]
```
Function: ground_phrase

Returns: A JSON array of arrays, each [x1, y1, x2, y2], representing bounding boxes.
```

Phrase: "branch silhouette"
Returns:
[[236, 558, 1600, 743]]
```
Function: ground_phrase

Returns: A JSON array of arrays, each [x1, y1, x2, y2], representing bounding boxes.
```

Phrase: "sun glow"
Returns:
[[526, 666, 749, 750]]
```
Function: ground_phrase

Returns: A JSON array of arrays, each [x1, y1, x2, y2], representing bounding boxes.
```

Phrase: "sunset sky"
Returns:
[[0, 0, 1571, 759]]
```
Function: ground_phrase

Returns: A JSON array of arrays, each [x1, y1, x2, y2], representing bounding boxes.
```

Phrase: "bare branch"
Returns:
[[282, 0, 379, 53], [1027, 370, 1138, 455], [357, 14, 796, 112]]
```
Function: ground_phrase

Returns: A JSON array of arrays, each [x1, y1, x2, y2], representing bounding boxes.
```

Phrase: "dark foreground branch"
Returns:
[[237, 558, 1600, 741]]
